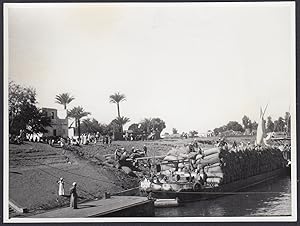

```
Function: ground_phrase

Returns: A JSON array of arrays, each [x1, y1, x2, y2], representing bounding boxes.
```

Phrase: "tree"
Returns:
[[226, 121, 244, 132], [274, 117, 285, 132], [128, 123, 142, 134], [251, 121, 258, 131], [68, 106, 90, 136], [9, 81, 51, 135], [81, 118, 103, 134], [55, 93, 75, 110], [110, 116, 130, 133], [109, 92, 126, 118], [150, 118, 166, 138], [172, 128, 178, 134], [284, 112, 291, 136], [189, 130, 198, 138], [213, 125, 227, 136], [242, 115, 252, 132], [266, 116, 274, 133], [140, 118, 152, 134], [137, 117, 166, 139]]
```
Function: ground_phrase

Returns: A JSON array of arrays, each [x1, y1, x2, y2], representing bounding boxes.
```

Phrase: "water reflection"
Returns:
[[155, 176, 291, 217]]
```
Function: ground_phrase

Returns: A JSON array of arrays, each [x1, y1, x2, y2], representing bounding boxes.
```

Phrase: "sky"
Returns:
[[6, 3, 295, 134]]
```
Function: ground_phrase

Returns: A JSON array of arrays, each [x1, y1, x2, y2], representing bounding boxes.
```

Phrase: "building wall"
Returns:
[[42, 108, 68, 138]]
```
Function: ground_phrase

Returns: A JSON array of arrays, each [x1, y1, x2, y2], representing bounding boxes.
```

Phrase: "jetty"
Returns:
[[30, 196, 154, 218]]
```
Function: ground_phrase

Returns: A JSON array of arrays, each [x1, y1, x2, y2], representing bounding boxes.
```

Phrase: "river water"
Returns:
[[155, 176, 291, 217]]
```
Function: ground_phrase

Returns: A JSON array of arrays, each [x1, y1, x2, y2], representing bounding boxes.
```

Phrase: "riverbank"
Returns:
[[9, 136, 255, 217], [9, 142, 140, 216]]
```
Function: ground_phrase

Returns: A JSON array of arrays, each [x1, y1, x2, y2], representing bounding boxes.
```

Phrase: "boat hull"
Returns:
[[146, 168, 288, 203]]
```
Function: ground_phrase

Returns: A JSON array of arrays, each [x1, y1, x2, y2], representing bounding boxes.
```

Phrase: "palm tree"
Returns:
[[67, 106, 90, 136], [141, 118, 152, 134], [111, 116, 130, 132], [109, 92, 126, 117], [55, 93, 75, 110]]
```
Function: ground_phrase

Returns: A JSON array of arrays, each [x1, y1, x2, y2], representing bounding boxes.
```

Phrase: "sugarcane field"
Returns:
[[5, 2, 296, 222]]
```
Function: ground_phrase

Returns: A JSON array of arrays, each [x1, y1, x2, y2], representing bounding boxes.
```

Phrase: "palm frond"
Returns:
[[55, 93, 75, 106], [109, 92, 126, 103]]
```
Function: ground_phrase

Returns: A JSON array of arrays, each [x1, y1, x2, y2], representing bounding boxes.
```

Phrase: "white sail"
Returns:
[[256, 105, 268, 146]]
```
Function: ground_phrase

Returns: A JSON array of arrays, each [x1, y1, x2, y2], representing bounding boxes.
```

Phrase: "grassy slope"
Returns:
[[9, 142, 139, 213]]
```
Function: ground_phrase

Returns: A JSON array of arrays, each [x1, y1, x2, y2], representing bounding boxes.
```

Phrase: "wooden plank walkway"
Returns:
[[31, 196, 154, 218]]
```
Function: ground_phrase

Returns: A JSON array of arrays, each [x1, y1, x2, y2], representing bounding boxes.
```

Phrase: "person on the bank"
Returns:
[[70, 182, 78, 209], [57, 178, 65, 196], [143, 145, 148, 156]]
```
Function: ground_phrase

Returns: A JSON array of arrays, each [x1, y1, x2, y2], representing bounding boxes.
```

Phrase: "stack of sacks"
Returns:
[[160, 146, 200, 173], [199, 146, 287, 187]]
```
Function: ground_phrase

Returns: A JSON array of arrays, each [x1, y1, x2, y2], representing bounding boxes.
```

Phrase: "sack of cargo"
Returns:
[[160, 170, 172, 176], [161, 184, 172, 191], [106, 159, 115, 164], [201, 156, 220, 166], [164, 155, 178, 161], [151, 183, 162, 191], [121, 166, 132, 174], [178, 163, 185, 168], [205, 162, 221, 168], [179, 153, 189, 159], [177, 155, 184, 160], [206, 177, 222, 184], [166, 148, 179, 156], [204, 165, 222, 174], [102, 162, 114, 168], [105, 156, 112, 160], [206, 172, 224, 179], [170, 183, 182, 191], [160, 164, 176, 171], [203, 147, 220, 157], [203, 152, 219, 160], [187, 152, 198, 159]]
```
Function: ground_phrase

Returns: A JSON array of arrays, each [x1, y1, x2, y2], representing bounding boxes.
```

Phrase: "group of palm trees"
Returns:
[[55, 92, 129, 136]]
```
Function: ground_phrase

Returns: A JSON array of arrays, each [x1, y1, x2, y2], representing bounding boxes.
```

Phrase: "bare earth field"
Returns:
[[9, 136, 255, 216]]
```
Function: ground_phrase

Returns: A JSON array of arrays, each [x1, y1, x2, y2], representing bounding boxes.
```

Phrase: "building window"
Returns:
[[51, 112, 55, 119], [53, 129, 57, 137]]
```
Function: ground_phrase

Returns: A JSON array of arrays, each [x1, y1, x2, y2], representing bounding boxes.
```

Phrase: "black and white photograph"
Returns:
[[3, 2, 297, 222]]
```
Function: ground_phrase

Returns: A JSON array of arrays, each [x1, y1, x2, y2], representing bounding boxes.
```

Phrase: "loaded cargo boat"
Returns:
[[139, 138, 291, 203]]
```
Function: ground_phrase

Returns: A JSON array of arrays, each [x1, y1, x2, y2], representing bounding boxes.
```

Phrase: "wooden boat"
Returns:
[[140, 167, 288, 203]]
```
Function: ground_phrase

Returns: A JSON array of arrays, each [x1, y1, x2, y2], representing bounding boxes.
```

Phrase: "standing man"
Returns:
[[143, 145, 148, 157], [70, 182, 78, 209], [57, 178, 65, 196]]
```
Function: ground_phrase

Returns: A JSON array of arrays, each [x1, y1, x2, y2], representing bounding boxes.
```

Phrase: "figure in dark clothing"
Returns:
[[70, 182, 78, 209], [143, 145, 148, 156], [232, 141, 237, 148]]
